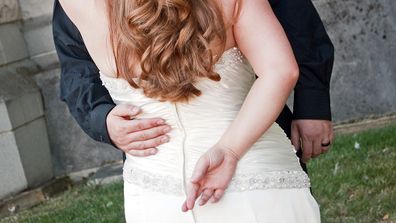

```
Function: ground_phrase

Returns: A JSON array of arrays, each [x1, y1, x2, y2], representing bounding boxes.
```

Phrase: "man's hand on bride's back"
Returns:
[[182, 144, 240, 212], [106, 104, 171, 156]]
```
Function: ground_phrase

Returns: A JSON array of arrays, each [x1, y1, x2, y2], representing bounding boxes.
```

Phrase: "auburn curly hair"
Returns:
[[107, 0, 238, 103]]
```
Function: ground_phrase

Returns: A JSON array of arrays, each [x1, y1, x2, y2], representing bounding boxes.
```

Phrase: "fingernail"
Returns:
[[132, 107, 140, 114], [161, 136, 169, 143], [163, 127, 171, 133], [157, 119, 165, 125], [150, 149, 157, 155], [191, 175, 199, 183]]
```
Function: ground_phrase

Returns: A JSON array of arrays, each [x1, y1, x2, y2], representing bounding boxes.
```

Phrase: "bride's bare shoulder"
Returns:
[[58, 0, 101, 27]]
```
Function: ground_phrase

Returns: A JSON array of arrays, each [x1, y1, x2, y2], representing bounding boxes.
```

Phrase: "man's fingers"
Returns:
[[321, 145, 330, 153], [328, 127, 335, 145], [191, 156, 210, 183], [291, 125, 301, 151], [321, 136, 332, 153], [111, 104, 141, 117], [291, 120, 334, 161], [128, 125, 171, 142], [124, 118, 167, 133], [107, 105, 171, 152], [127, 148, 158, 157], [126, 135, 169, 151], [312, 140, 322, 158], [301, 139, 313, 163]]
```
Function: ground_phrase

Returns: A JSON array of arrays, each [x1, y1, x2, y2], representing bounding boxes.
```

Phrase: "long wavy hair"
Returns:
[[107, 0, 236, 103]]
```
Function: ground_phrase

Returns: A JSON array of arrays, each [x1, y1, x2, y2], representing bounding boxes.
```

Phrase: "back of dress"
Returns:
[[100, 47, 309, 196]]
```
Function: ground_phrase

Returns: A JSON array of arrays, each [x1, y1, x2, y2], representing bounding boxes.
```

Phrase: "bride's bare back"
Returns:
[[59, 0, 238, 78]]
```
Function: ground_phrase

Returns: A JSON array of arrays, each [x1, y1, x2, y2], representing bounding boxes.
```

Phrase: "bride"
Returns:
[[59, 0, 320, 222]]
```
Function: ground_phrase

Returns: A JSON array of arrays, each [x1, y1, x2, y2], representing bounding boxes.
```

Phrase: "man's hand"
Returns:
[[106, 104, 171, 156], [291, 120, 334, 163]]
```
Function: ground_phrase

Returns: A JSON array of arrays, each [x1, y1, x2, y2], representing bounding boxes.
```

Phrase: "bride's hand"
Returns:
[[181, 143, 240, 212]]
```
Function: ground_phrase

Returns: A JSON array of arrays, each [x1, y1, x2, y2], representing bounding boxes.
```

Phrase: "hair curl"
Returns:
[[107, 0, 232, 103]]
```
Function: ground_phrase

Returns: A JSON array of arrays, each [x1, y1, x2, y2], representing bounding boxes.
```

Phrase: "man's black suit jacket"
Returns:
[[52, 0, 334, 148]]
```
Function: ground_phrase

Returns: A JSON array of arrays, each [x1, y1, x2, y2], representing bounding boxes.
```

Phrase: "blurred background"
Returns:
[[0, 0, 395, 222]]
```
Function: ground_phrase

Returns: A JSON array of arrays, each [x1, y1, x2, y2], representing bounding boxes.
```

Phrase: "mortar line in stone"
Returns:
[[0, 115, 45, 134]]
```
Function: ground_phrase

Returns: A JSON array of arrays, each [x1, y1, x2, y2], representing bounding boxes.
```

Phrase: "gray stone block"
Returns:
[[0, 117, 53, 200], [0, 0, 20, 24], [0, 71, 43, 132], [0, 102, 12, 133], [0, 22, 28, 66], [3, 91, 44, 131], [30, 50, 59, 70], [14, 117, 53, 187], [23, 15, 54, 58], [18, 0, 53, 20], [0, 131, 28, 200]]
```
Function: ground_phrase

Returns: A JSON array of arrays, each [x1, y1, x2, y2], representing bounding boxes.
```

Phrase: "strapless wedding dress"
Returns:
[[100, 47, 321, 223]]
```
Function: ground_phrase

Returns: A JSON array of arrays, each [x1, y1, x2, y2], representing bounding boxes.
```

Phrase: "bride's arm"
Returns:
[[183, 0, 299, 211], [217, 0, 299, 158]]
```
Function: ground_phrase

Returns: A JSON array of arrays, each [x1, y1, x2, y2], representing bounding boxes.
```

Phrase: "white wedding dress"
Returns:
[[100, 47, 321, 223]]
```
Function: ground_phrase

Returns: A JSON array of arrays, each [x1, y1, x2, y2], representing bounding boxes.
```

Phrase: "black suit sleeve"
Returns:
[[52, 0, 117, 146], [271, 0, 334, 121]]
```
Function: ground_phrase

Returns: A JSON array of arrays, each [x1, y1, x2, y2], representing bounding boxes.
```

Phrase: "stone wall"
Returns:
[[0, 0, 122, 178], [0, 0, 56, 200], [0, 70, 53, 200], [314, 0, 396, 121], [0, 0, 119, 200], [0, 0, 395, 185]]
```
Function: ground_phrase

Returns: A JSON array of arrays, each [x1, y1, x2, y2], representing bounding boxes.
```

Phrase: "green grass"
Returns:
[[1, 124, 395, 223], [2, 183, 125, 223], [309, 124, 396, 223]]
